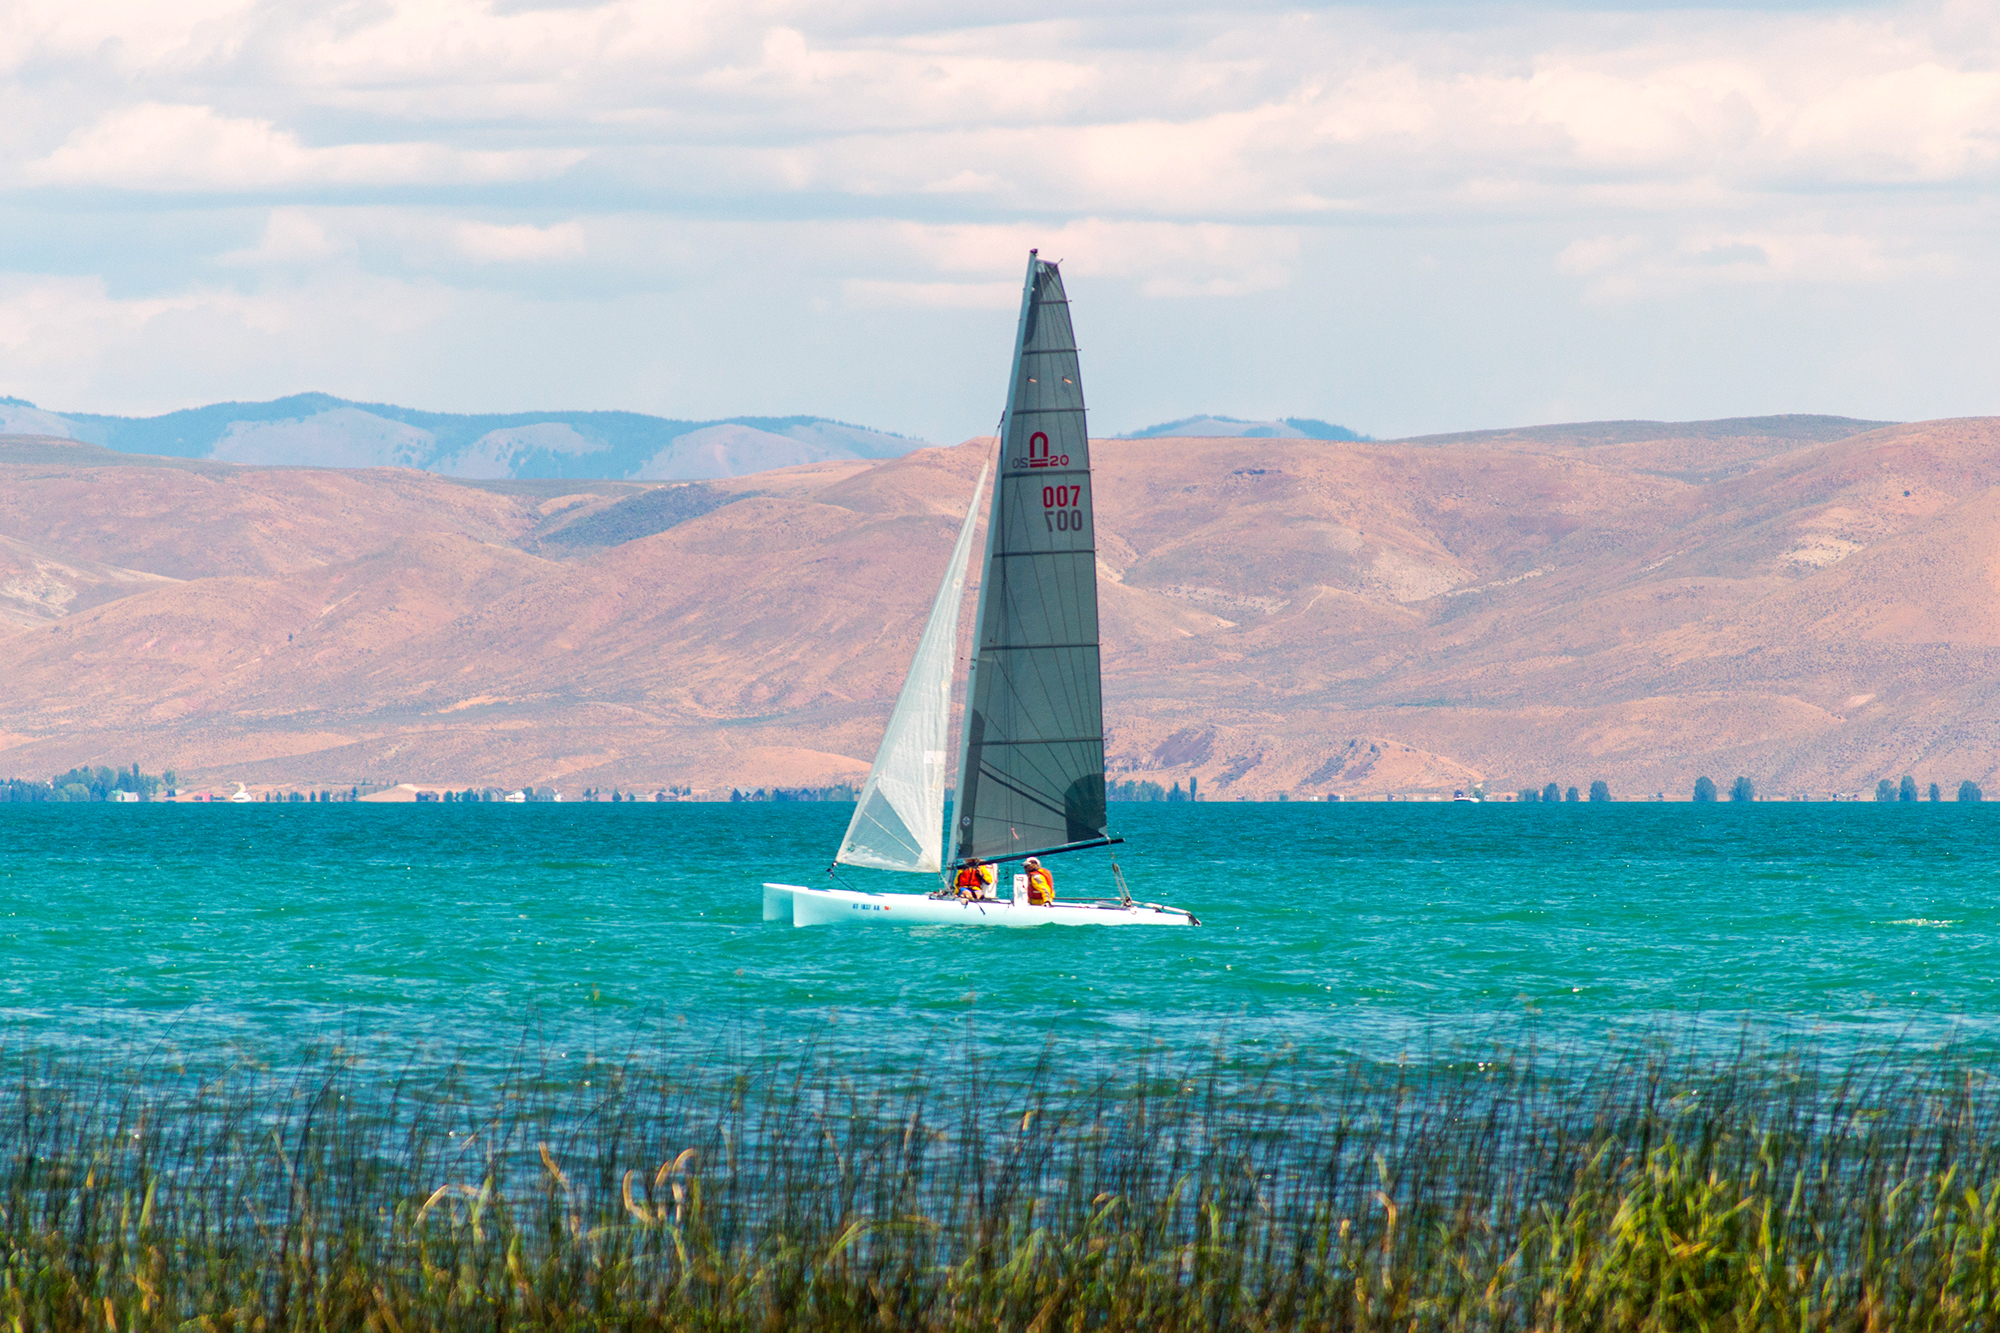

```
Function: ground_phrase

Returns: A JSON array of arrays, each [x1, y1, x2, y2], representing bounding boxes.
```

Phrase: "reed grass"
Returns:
[[1, 1044, 1998, 1331]]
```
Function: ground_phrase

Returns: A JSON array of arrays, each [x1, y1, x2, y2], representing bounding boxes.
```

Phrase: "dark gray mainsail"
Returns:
[[950, 252, 1109, 866]]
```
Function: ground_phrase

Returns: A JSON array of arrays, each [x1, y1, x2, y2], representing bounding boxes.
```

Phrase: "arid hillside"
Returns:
[[1, 415, 1995, 799]]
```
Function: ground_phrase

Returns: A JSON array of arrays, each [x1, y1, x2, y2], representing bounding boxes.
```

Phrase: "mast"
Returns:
[[949, 251, 1111, 868]]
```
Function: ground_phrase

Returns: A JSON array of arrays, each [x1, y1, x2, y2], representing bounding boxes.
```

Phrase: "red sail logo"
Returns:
[[1018, 431, 1068, 469]]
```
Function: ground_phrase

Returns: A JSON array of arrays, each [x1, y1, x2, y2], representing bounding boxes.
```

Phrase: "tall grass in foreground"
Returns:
[[3, 1047, 2000, 1331]]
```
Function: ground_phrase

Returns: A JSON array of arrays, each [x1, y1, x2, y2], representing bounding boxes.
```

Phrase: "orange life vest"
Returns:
[[954, 863, 995, 892], [1026, 867, 1054, 906]]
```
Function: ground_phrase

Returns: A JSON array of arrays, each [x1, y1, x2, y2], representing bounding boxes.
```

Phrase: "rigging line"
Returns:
[[955, 838, 1124, 869], [979, 712, 1091, 785], [975, 650, 1083, 746], [985, 600, 1097, 756], [977, 745, 1084, 816], [965, 723, 1072, 821], [1022, 542, 1097, 759], [1019, 507, 1064, 673], [971, 761, 1072, 823], [965, 778, 1069, 839], [979, 670, 1089, 788]]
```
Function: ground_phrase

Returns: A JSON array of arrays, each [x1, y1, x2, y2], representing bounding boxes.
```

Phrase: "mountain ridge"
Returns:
[[0, 411, 1993, 799], [0, 393, 924, 482], [1117, 415, 1367, 440]]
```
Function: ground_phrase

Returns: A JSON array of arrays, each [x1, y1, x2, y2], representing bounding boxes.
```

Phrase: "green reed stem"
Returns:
[[0, 1047, 1994, 1331]]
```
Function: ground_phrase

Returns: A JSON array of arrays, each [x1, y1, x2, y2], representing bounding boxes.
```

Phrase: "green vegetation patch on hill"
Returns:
[[527, 483, 740, 553]]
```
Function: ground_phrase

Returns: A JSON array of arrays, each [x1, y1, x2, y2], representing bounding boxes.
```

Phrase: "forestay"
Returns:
[[952, 254, 1108, 866], [835, 464, 989, 873]]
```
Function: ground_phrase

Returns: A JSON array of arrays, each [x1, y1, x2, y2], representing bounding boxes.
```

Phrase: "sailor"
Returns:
[[1023, 856, 1054, 906], [953, 858, 995, 898]]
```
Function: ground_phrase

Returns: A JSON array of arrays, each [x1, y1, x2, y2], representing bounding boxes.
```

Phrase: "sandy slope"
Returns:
[[0, 417, 1995, 799]]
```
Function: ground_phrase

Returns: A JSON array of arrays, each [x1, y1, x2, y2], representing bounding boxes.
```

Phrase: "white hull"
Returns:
[[762, 883, 1197, 928]]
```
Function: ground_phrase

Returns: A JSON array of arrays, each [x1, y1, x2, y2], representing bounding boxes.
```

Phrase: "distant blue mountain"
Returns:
[[0, 393, 925, 481], [1117, 415, 1368, 441]]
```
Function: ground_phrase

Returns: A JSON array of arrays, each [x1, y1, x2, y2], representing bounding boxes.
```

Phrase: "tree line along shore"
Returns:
[[2, 766, 1989, 805], [1510, 775, 1985, 803]]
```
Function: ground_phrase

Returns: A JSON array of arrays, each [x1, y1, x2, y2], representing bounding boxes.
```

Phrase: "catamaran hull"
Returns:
[[762, 883, 1196, 927]]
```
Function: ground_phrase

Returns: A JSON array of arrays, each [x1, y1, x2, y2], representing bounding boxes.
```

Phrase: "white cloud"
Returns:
[[454, 220, 587, 263], [0, 275, 178, 356], [843, 279, 1018, 309], [220, 209, 355, 267], [884, 219, 1299, 296], [0, 268, 459, 414], [1, 0, 1998, 438], [10, 4, 2000, 213], [0, 0, 259, 75], [0, 274, 251, 407], [1557, 234, 1651, 277], [1560, 226, 1957, 300], [24, 103, 581, 191], [922, 170, 1006, 195]]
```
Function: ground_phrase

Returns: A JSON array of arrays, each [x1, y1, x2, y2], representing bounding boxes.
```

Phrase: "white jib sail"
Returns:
[[835, 463, 989, 873]]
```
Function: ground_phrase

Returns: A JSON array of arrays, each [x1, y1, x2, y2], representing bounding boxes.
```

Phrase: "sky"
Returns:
[[0, 0, 1995, 442]]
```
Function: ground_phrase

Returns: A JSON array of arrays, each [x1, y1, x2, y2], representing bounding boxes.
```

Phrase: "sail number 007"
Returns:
[[1043, 484, 1084, 532]]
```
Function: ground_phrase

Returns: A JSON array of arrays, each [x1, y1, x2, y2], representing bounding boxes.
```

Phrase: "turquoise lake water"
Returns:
[[1, 802, 1995, 1080]]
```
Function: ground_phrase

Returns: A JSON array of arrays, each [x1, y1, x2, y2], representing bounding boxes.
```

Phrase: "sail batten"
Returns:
[[949, 253, 1108, 867], [834, 463, 989, 874]]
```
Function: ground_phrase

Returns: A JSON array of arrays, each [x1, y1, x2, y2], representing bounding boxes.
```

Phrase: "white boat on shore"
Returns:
[[762, 251, 1198, 928]]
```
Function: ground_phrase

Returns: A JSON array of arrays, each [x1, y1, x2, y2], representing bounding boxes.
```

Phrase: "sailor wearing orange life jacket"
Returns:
[[953, 858, 996, 898], [1023, 857, 1054, 906]]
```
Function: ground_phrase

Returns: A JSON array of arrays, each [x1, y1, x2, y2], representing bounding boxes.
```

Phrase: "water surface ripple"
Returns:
[[1, 802, 1992, 1076]]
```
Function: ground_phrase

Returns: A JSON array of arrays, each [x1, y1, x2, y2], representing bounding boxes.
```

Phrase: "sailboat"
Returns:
[[762, 252, 1199, 928]]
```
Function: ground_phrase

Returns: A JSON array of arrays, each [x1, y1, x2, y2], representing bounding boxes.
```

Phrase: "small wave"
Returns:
[[1888, 918, 1957, 927]]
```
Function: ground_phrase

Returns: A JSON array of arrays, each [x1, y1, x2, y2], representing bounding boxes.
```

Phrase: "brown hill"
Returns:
[[0, 416, 1995, 799]]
